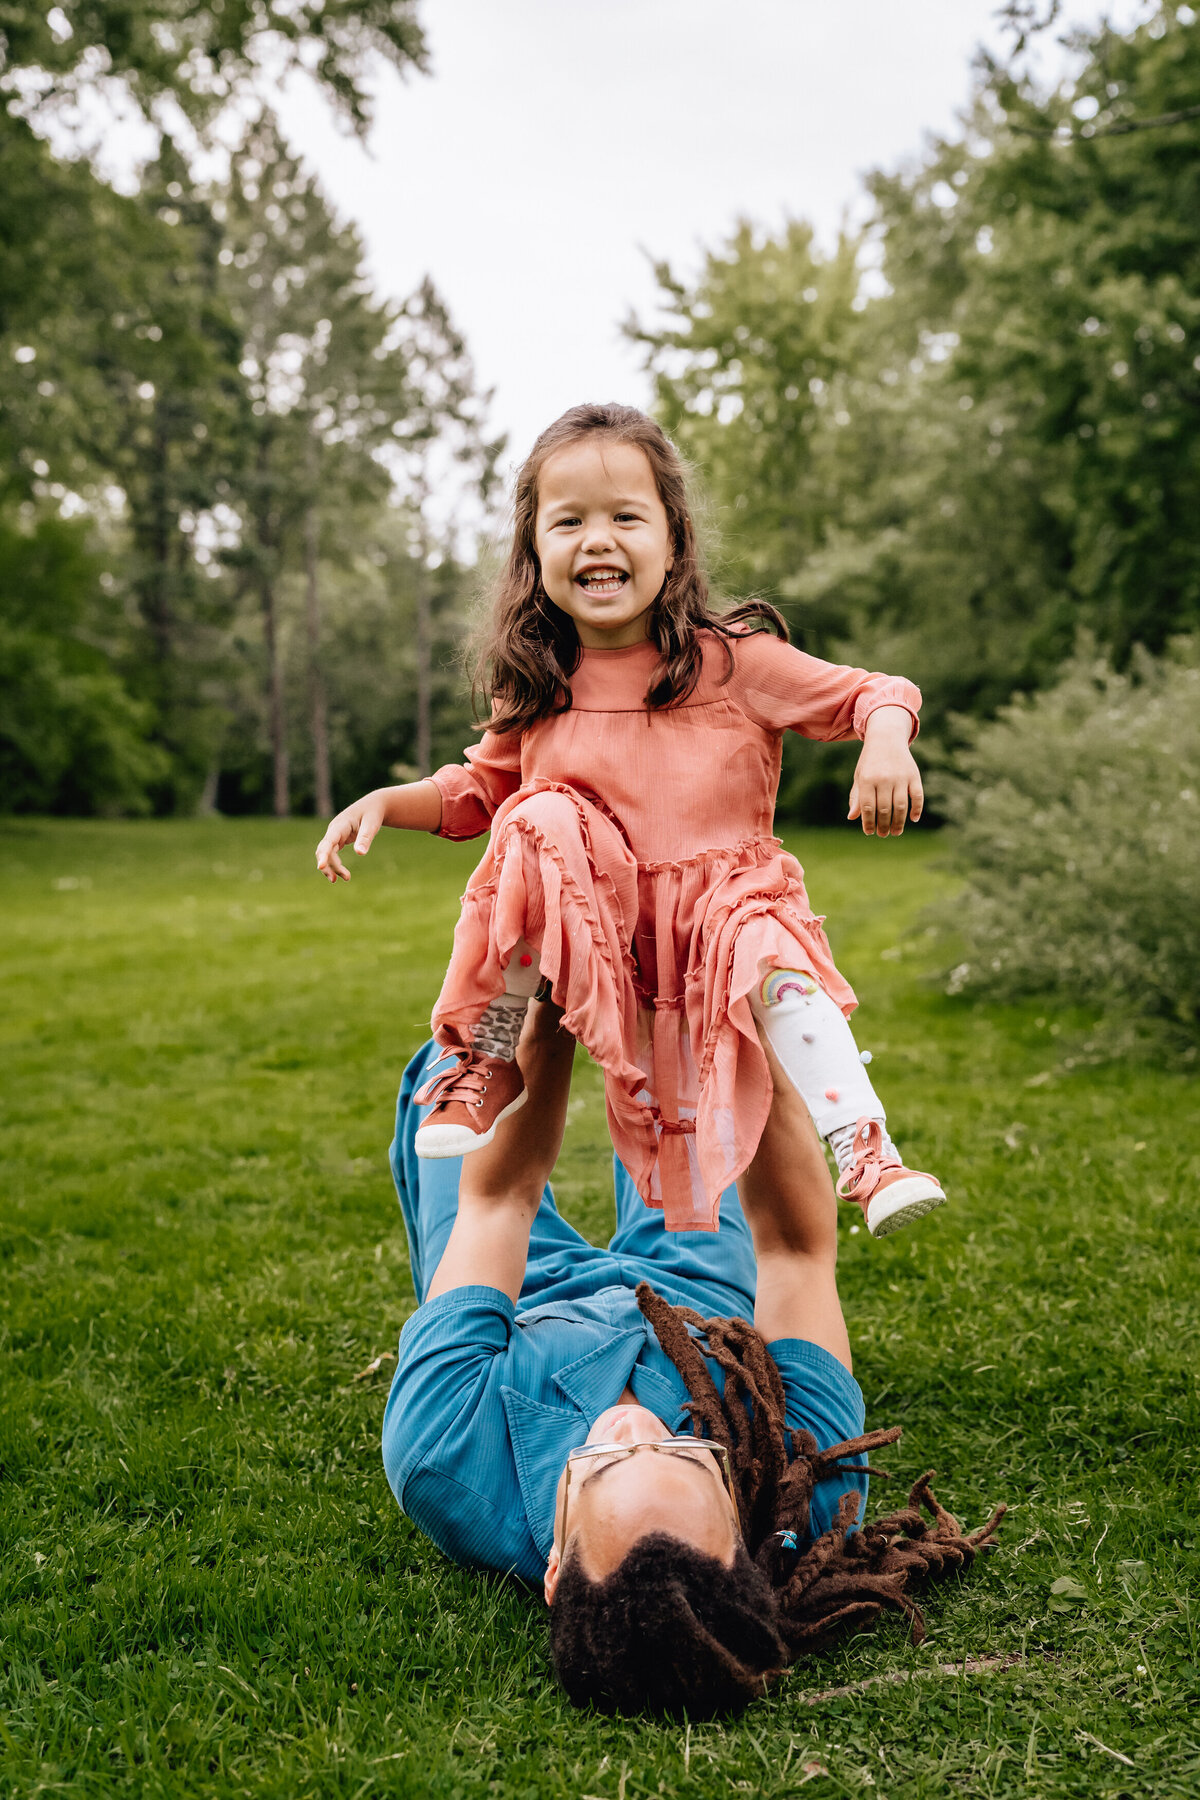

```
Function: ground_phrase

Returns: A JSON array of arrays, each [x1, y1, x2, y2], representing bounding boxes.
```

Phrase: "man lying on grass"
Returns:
[[383, 997, 1003, 1717]]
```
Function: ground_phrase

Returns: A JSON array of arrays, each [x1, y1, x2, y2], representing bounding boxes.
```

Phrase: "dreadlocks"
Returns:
[[548, 1283, 1005, 1717]]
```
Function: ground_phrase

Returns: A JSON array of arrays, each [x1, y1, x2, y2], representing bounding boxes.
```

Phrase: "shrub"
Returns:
[[930, 639, 1200, 1056]]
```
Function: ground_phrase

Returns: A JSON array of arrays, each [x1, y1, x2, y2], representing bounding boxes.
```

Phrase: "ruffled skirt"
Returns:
[[431, 781, 857, 1232]]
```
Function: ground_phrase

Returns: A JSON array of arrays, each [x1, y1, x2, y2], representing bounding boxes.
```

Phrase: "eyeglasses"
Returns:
[[557, 1438, 741, 1547]]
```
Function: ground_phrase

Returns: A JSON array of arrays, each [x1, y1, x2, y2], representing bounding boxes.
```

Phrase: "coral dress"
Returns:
[[429, 630, 920, 1232]]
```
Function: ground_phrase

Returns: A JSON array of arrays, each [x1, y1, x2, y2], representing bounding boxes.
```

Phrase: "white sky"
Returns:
[[270, 0, 1152, 469]]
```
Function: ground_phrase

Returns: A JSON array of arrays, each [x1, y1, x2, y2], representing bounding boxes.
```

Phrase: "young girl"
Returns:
[[316, 403, 946, 1240]]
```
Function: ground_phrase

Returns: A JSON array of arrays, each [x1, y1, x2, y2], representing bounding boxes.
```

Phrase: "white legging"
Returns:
[[748, 967, 888, 1147]]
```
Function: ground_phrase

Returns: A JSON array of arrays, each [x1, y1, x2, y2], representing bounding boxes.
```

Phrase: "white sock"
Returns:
[[748, 967, 898, 1174], [827, 1119, 900, 1178], [473, 938, 541, 1060]]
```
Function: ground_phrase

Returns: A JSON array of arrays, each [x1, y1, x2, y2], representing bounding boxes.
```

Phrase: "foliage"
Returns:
[[930, 638, 1200, 1054], [2, 819, 1197, 1794], [0, 0, 498, 821], [0, 0, 426, 132], [0, 84, 495, 819], [630, 6, 1200, 817], [0, 513, 168, 813], [210, 115, 499, 817]]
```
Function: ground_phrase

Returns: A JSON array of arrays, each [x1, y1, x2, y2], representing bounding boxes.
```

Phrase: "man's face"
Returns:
[[542, 1400, 739, 1605]]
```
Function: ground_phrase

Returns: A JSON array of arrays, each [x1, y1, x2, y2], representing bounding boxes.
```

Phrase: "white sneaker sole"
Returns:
[[414, 1089, 528, 1159], [867, 1176, 947, 1239]]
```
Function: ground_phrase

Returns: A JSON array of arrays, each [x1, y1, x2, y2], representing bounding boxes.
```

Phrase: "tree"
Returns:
[[216, 118, 502, 816], [630, 5, 1200, 816], [1, 0, 426, 135], [0, 513, 167, 812]]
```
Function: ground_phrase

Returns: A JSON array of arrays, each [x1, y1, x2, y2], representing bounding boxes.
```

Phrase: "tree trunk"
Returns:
[[196, 766, 219, 815], [261, 568, 289, 818], [146, 409, 173, 666], [305, 499, 332, 817], [415, 571, 432, 779]]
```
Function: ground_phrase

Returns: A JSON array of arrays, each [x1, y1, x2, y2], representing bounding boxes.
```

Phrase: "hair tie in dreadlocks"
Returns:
[[632, 1283, 1005, 1654], [544, 1285, 1005, 1718]]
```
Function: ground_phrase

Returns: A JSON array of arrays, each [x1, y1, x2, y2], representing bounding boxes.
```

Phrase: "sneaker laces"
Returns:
[[836, 1117, 901, 1203], [414, 1045, 496, 1110]]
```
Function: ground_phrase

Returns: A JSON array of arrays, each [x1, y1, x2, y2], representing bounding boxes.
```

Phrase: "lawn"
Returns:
[[1, 817, 1197, 1800]]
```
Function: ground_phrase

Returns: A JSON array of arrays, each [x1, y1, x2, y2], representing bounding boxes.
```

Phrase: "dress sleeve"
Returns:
[[429, 729, 523, 841], [766, 1337, 870, 1542], [727, 631, 921, 742]]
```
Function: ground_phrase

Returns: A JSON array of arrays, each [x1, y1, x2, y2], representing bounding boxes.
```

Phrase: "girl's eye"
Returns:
[[615, 512, 640, 524]]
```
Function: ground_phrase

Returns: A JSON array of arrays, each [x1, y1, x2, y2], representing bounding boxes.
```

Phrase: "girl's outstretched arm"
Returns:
[[315, 780, 442, 882], [847, 703, 925, 839], [726, 634, 923, 838]]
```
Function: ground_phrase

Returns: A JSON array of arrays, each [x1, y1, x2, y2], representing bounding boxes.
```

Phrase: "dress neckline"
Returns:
[[577, 639, 657, 658]]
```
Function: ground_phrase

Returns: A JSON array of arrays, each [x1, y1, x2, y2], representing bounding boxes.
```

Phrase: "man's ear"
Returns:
[[543, 1543, 561, 1607]]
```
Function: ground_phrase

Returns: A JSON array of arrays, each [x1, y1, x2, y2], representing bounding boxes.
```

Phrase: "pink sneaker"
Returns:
[[413, 1047, 527, 1158], [836, 1118, 947, 1239]]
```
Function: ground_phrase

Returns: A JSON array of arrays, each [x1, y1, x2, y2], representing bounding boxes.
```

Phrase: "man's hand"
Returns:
[[848, 705, 923, 838]]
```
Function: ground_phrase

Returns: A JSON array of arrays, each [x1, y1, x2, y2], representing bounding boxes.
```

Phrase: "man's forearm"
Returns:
[[740, 1035, 852, 1369], [423, 1003, 576, 1306], [425, 1192, 539, 1304]]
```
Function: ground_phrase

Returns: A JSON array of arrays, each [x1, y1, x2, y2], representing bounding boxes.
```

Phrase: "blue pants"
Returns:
[[390, 1040, 757, 1320]]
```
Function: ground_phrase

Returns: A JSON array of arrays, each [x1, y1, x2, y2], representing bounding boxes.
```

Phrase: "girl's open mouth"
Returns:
[[575, 568, 629, 596]]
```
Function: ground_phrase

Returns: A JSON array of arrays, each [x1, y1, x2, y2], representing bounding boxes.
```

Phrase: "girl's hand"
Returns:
[[848, 706, 923, 837], [315, 792, 388, 882]]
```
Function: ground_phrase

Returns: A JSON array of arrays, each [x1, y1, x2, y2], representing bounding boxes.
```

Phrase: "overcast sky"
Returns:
[[272, 0, 1146, 468]]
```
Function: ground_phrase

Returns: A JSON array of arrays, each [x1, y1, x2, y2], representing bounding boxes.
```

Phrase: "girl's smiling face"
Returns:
[[533, 438, 674, 647]]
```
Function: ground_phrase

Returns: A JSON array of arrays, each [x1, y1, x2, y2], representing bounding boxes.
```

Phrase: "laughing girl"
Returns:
[[316, 403, 946, 1240]]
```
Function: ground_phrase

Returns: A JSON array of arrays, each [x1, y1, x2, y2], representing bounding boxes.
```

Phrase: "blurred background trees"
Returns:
[[1, 1, 1198, 836], [631, 4, 1200, 818], [0, 0, 496, 817]]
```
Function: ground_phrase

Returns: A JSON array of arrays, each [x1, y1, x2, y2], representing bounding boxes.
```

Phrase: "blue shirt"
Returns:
[[383, 1283, 867, 1585], [383, 1039, 869, 1586]]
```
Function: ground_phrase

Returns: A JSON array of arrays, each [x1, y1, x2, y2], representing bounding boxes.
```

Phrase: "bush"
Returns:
[[930, 639, 1200, 1055], [0, 515, 169, 816]]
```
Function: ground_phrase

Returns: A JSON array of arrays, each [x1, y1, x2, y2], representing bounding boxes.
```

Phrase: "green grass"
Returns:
[[2, 818, 1197, 1800]]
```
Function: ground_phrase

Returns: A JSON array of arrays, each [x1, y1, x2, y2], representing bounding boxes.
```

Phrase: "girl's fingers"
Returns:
[[316, 813, 366, 879], [872, 784, 891, 836], [910, 773, 924, 824], [890, 782, 909, 835], [354, 822, 377, 855], [847, 780, 861, 822]]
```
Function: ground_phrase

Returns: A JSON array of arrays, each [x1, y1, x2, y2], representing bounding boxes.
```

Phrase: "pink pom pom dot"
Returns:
[[825, 1087, 839, 1102], [519, 953, 533, 966]]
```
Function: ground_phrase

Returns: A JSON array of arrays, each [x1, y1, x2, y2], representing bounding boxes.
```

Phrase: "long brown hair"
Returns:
[[549, 1285, 1005, 1717], [474, 402, 785, 735]]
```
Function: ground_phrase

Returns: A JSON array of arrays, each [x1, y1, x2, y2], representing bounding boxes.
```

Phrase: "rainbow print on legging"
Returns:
[[758, 968, 819, 1009]]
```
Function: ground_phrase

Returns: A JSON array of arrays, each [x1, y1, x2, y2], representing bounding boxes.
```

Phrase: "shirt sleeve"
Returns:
[[428, 729, 524, 841], [726, 631, 921, 743], [766, 1337, 870, 1540], [382, 1286, 535, 1573]]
